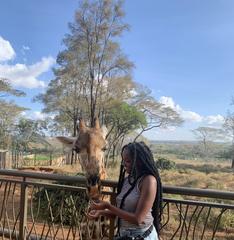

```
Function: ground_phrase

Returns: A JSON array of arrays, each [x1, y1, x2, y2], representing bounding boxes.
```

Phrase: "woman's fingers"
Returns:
[[87, 210, 99, 219], [90, 203, 98, 210], [90, 200, 105, 210]]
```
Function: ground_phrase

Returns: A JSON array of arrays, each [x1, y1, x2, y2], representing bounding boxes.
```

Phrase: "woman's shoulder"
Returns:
[[138, 175, 157, 191], [142, 175, 156, 184]]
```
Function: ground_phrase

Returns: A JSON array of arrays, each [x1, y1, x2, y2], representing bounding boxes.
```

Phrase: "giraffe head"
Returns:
[[57, 118, 107, 200]]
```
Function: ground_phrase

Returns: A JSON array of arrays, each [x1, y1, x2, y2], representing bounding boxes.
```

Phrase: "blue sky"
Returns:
[[1, 0, 234, 141]]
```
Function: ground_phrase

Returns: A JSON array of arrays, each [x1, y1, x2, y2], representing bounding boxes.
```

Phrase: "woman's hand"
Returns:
[[87, 209, 101, 220], [90, 199, 110, 210]]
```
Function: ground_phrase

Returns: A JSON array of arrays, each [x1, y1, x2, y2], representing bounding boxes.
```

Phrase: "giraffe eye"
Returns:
[[101, 146, 107, 152]]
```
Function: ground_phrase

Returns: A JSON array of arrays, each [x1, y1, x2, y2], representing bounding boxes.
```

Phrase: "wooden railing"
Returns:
[[0, 170, 232, 239]]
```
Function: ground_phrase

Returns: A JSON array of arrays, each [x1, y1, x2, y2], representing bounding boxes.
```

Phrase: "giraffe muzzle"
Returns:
[[86, 174, 101, 200]]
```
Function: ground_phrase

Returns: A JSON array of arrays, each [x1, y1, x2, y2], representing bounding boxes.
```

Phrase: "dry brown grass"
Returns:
[[29, 154, 234, 192]]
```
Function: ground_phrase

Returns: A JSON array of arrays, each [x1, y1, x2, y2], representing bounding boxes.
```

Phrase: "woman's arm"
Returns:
[[90, 175, 157, 225]]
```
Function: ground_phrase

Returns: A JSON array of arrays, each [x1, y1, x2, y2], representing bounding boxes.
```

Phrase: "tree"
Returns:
[[70, 0, 133, 126], [105, 101, 146, 164], [0, 78, 26, 149], [0, 78, 25, 98], [131, 84, 183, 141], [192, 126, 224, 158], [34, 0, 184, 167], [223, 111, 234, 168], [11, 118, 49, 153], [35, 0, 133, 136]]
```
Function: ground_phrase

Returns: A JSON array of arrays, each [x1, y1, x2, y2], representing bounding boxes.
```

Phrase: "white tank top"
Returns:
[[116, 176, 154, 229]]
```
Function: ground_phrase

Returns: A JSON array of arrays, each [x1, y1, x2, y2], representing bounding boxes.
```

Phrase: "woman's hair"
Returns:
[[117, 141, 163, 234]]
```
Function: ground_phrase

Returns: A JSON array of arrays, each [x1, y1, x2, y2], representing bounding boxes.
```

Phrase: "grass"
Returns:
[[105, 154, 234, 193], [158, 154, 234, 191], [22, 153, 234, 192]]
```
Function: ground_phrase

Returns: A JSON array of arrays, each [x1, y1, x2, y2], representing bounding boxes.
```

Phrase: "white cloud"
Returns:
[[205, 114, 224, 125], [159, 96, 178, 110], [159, 96, 203, 122], [0, 36, 16, 62], [20, 111, 27, 117], [181, 110, 203, 122], [21, 45, 30, 62], [0, 37, 55, 88], [33, 111, 46, 120], [21, 111, 55, 121], [160, 126, 177, 132], [0, 56, 55, 88], [22, 45, 30, 51], [159, 96, 224, 125]]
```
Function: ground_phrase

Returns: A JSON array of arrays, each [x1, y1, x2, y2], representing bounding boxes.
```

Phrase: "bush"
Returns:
[[156, 157, 176, 170], [33, 187, 88, 225], [33, 175, 88, 225], [200, 208, 234, 231]]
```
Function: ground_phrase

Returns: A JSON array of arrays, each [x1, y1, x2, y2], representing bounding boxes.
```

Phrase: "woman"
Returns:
[[88, 142, 163, 240]]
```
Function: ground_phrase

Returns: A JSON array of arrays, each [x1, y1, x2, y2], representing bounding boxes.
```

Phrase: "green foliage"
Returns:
[[108, 101, 147, 132], [0, 78, 25, 97], [11, 118, 49, 152], [0, 78, 27, 149], [0, 83, 27, 149], [34, 0, 182, 142], [33, 155, 50, 161], [156, 157, 176, 170], [199, 208, 234, 231], [33, 179, 88, 225], [34, 0, 133, 135], [218, 211, 234, 230], [151, 141, 232, 162]]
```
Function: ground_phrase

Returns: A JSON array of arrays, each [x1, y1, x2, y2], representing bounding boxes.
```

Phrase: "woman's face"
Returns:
[[122, 148, 132, 174]]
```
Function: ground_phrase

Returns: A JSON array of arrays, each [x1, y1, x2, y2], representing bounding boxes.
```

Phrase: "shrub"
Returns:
[[156, 157, 176, 170], [33, 175, 88, 225], [200, 208, 234, 231]]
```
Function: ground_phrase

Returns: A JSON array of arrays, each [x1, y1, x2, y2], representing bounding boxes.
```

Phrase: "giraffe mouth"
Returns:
[[86, 174, 101, 200]]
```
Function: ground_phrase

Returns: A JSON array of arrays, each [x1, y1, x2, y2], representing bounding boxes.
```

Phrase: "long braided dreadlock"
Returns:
[[117, 141, 163, 234]]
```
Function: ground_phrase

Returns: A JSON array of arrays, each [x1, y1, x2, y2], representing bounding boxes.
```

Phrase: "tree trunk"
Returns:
[[231, 143, 234, 169], [50, 152, 52, 166], [111, 144, 117, 165]]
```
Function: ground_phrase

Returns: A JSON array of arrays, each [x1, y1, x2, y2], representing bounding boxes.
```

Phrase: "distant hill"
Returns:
[[150, 140, 199, 145], [150, 140, 230, 146]]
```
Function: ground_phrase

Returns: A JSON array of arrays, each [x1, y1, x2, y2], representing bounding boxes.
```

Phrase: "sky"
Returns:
[[1, 0, 234, 141]]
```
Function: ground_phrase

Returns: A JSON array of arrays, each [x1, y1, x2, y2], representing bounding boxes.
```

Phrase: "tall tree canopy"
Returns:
[[11, 118, 49, 152], [35, 0, 183, 152], [0, 78, 26, 149], [35, 0, 133, 136]]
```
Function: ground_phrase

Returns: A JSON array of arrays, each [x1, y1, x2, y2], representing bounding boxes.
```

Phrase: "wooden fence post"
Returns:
[[109, 188, 116, 240], [19, 177, 28, 240]]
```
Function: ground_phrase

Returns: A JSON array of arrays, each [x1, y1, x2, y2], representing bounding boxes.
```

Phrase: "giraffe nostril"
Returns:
[[73, 146, 80, 153]]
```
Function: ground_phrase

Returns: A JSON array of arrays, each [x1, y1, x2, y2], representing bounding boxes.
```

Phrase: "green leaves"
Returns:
[[0, 78, 27, 149], [108, 101, 147, 132], [0, 78, 25, 97], [12, 118, 50, 152]]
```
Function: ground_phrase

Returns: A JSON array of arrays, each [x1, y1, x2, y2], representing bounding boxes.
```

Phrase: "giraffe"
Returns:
[[57, 118, 108, 200]]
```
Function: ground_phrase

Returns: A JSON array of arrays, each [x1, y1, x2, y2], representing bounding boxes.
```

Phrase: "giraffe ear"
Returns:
[[56, 136, 76, 147], [101, 125, 108, 139], [94, 117, 100, 130], [79, 119, 86, 131]]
